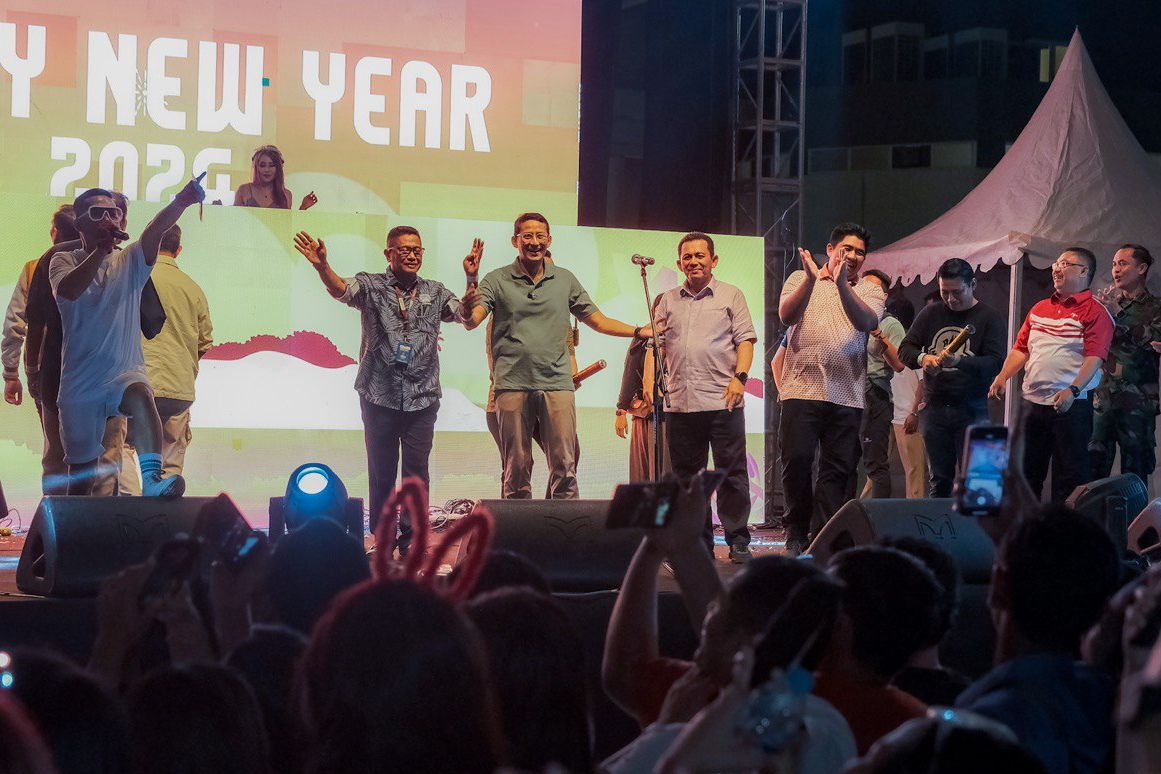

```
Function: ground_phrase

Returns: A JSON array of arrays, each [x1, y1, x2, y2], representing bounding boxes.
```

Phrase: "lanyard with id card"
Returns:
[[393, 284, 419, 366]]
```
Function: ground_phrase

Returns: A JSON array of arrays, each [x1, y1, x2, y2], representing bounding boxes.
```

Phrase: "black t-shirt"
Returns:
[[898, 302, 1007, 405]]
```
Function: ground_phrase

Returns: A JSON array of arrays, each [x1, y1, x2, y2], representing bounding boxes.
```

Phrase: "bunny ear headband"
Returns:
[[372, 477, 495, 603]]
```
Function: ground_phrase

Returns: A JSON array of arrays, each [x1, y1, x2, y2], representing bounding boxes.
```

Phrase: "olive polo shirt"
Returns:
[[478, 259, 597, 391]]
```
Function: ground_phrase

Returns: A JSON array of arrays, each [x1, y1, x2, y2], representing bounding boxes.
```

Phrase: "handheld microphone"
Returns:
[[631, 254, 655, 267], [111, 228, 130, 242]]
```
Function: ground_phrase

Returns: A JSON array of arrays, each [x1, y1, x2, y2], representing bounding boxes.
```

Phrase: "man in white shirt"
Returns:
[[50, 176, 205, 496], [777, 223, 886, 556]]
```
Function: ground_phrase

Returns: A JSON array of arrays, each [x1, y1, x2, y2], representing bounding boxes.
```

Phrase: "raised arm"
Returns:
[[140, 174, 206, 266], [293, 231, 348, 299], [779, 249, 819, 325], [834, 263, 879, 332], [603, 475, 724, 723], [54, 245, 113, 302]]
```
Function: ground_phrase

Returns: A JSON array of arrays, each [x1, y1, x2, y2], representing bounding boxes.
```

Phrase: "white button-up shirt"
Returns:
[[653, 277, 757, 413]]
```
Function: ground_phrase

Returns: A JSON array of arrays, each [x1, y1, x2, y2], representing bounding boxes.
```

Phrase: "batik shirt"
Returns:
[[340, 272, 461, 411], [1093, 286, 1161, 415]]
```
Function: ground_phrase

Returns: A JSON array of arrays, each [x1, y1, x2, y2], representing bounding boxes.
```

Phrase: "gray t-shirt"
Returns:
[[478, 259, 597, 391], [867, 314, 906, 394], [49, 242, 151, 404]]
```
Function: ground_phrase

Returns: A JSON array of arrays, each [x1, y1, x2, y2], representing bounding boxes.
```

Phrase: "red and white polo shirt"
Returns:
[[1014, 289, 1114, 405]]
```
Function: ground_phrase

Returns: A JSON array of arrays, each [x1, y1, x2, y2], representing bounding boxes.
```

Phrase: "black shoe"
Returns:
[[785, 537, 810, 557], [728, 544, 753, 564]]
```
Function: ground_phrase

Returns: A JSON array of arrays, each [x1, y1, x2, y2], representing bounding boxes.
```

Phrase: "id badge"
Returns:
[[394, 341, 414, 365]]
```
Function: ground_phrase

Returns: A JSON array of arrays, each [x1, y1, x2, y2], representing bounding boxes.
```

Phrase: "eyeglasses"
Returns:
[[518, 233, 549, 242], [390, 246, 425, 258], [1052, 260, 1086, 271], [86, 205, 124, 223]]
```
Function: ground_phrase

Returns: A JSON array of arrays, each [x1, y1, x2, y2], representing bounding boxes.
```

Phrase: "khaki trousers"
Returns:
[[120, 409, 192, 495], [893, 423, 928, 500], [495, 390, 578, 499]]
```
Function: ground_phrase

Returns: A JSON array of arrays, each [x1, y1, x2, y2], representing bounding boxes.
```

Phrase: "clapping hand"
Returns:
[[798, 247, 819, 281], [293, 231, 328, 267]]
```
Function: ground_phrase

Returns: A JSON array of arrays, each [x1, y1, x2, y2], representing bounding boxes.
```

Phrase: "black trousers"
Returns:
[[779, 398, 862, 542], [1022, 398, 1093, 503], [666, 409, 751, 550], [860, 384, 894, 498], [920, 399, 988, 498], [361, 398, 439, 550]]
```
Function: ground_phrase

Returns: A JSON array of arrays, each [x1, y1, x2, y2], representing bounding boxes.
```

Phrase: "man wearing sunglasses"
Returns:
[[49, 176, 205, 497], [988, 248, 1114, 501], [294, 225, 466, 557]]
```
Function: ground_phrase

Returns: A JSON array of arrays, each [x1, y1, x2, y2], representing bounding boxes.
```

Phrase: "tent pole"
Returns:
[[1005, 255, 1024, 427]]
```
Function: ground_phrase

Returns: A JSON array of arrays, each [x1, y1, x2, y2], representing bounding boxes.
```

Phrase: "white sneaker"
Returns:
[[142, 471, 185, 498]]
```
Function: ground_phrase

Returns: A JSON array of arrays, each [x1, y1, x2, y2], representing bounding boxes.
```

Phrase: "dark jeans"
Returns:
[[1090, 404, 1156, 484], [666, 409, 751, 550], [1022, 398, 1093, 503], [860, 384, 894, 498], [361, 398, 439, 550], [920, 399, 988, 498], [779, 399, 862, 542]]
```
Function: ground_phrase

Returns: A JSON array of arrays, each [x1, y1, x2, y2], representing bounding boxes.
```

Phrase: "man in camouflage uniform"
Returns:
[[1091, 244, 1161, 483]]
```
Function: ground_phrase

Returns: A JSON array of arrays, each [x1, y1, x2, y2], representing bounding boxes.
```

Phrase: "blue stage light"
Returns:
[[284, 463, 349, 530]]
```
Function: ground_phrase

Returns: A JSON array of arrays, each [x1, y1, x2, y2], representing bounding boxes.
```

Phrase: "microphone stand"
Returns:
[[637, 261, 670, 481]]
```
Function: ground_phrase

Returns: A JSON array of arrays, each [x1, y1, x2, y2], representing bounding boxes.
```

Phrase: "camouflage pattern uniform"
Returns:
[[1090, 287, 1161, 482]]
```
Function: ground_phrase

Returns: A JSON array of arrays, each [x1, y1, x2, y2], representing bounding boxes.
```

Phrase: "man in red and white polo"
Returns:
[[988, 248, 1114, 501]]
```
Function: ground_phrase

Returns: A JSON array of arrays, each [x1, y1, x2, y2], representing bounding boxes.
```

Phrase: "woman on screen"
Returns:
[[234, 145, 318, 210]]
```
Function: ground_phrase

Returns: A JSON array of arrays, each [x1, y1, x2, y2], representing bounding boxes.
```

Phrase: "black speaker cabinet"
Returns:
[[16, 496, 217, 597], [267, 497, 365, 543], [806, 498, 995, 583], [471, 499, 641, 592]]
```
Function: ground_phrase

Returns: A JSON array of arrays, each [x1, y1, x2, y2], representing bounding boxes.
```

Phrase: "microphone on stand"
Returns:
[[631, 254, 655, 267]]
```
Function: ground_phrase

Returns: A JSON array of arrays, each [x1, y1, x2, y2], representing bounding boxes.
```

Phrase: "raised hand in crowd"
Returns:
[[209, 533, 272, 656]]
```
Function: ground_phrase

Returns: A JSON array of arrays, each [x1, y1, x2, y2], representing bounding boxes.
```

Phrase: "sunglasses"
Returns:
[[86, 205, 124, 223]]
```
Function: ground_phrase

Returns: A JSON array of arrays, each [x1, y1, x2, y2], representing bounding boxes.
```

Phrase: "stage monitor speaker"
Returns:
[[267, 497, 365, 543], [16, 496, 216, 598], [805, 498, 995, 583], [472, 499, 641, 593]]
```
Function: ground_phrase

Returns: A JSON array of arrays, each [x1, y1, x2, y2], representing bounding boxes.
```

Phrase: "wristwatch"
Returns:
[[1069, 385, 1081, 397], [735, 371, 749, 383]]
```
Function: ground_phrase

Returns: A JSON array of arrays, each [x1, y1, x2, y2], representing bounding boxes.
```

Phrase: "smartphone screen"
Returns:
[[607, 481, 680, 529], [957, 426, 1008, 516]]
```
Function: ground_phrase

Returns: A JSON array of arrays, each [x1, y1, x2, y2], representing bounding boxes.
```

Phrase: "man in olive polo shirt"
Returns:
[[463, 212, 651, 498]]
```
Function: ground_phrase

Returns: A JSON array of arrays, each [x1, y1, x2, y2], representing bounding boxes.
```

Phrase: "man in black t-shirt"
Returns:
[[898, 259, 1006, 497]]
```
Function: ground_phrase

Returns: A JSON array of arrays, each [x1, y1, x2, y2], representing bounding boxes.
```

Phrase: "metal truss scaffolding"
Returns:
[[730, 0, 807, 523]]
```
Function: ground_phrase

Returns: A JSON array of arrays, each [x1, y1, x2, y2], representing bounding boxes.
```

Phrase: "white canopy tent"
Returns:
[[864, 30, 1161, 289]]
